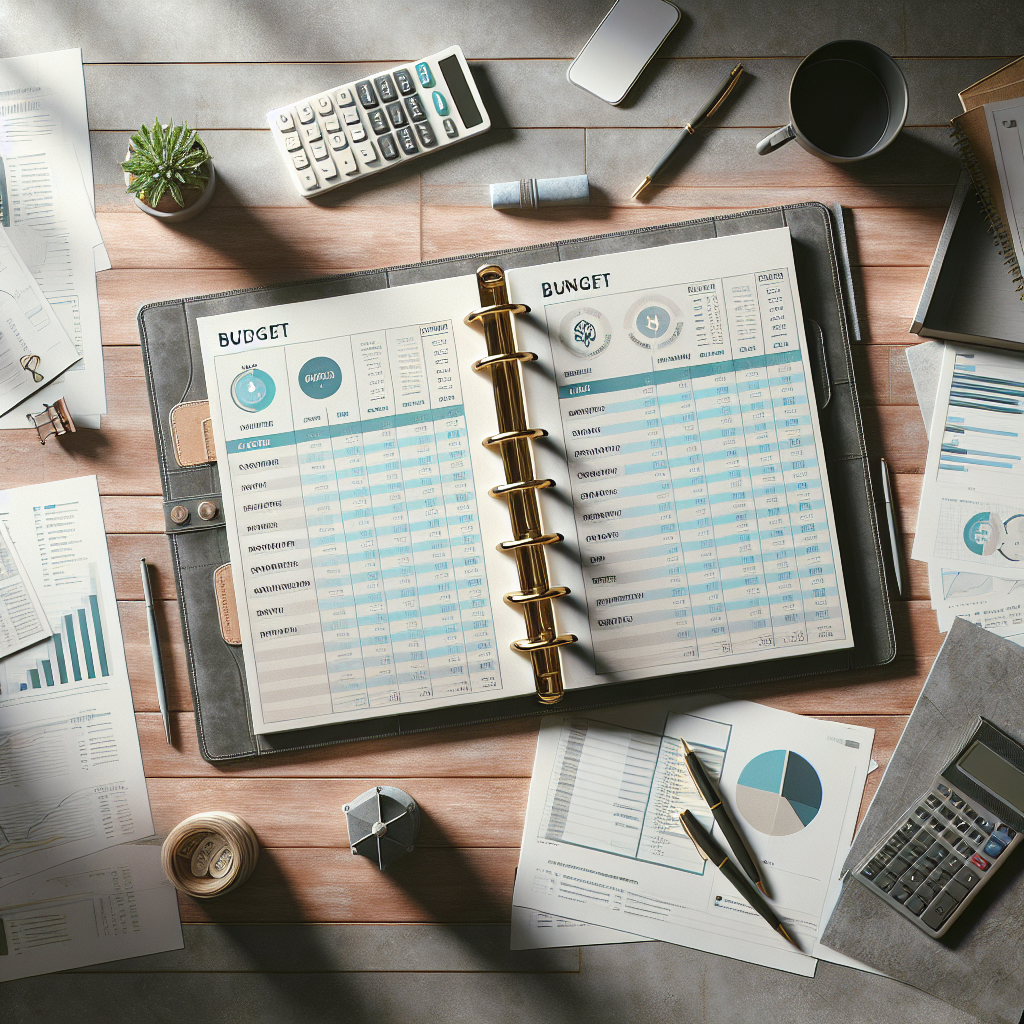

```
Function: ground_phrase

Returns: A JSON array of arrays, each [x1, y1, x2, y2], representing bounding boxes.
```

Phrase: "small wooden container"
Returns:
[[161, 811, 259, 898]]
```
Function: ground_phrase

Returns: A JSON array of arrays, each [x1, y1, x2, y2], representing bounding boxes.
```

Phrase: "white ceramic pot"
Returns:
[[123, 152, 216, 223]]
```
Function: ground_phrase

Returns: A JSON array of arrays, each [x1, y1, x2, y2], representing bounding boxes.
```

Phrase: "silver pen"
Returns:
[[879, 459, 903, 598], [140, 558, 172, 744]]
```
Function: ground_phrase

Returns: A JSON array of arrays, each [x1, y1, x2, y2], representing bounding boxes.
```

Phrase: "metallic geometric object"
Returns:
[[26, 397, 76, 445], [197, 500, 219, 521], [343, 785, 420, 870], [170, 505, 190, 524]]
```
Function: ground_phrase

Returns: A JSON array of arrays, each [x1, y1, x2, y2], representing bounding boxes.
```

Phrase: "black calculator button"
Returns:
[[975, 817, 995, 835], [378, 133, 399, 161], [892, 884, 914, 904], [395, 127, 419, 155], [442, 117, 459, 138], [956, 840, 974, 856], [890, 833, 908, 850], [889, 857, 911, 877], [969, 829, 986, 844], [949, 792, 964, 808], [914, 806, 930, 820], [905, 895, 928, 915], [356, 80, 378, 108], [945, 856, 963, 873], [937, 783, 951, 797], [861, 860, 883, 880], [387, 102, 408, 128], [875, 871, 900, 892], [374, 74, 397, 102], [414, 122, 437, 147], [929, 818, 945, 832], [926, 794, 942, 809], [404, 95, 427, 121], [898, 821, 920, 838], [367, 109, 389, 135], [926, 843, 948, 861], [907, 841, 928, 859], [954, 817, 970, 833], [394, 68, 415, 96], [954, 865, 981, 888], [921, 897, 957, 930], [939, 805, 955, 820], [902, 867, 927, 887], [915, 883, 938, 904], [934, 870, 954, 887], [964, 807, 977, 820], [945, 879, 970, 902]]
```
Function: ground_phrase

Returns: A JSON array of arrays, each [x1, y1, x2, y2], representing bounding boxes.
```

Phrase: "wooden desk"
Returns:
[[2, 2, 1020, 1019]]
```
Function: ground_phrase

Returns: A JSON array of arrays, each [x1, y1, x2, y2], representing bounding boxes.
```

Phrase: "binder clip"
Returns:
[[343, 786, 420, 870], [26, 397, 76, 445], [19, 354, 43, 382]]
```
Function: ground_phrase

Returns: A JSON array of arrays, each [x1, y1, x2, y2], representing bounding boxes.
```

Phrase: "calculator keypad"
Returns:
[[856, 782, 1021, 937], [266, 45, 490, 197]]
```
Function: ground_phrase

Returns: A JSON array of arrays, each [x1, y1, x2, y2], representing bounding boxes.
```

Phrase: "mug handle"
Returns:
[[756, 124, 796, 155]]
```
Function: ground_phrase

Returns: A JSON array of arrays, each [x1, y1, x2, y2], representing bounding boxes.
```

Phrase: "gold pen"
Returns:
[[632, 63, 744, 199], [680, 810, 801, 950]]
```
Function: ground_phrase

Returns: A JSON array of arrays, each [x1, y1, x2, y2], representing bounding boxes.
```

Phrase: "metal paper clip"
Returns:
[[26, 397, 76, 444], [19, 354, 43, 382]]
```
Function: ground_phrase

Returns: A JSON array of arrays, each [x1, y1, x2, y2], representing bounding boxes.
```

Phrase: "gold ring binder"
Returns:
[[465, 264, 577, 704]]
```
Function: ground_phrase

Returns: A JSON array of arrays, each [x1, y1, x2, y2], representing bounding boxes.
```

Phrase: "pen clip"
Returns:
[[679, 812, 709, 860], [705, 64, 744, 121]]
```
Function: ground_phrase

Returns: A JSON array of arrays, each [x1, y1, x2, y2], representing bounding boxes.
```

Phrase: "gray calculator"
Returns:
[[854, 719, 1024, 937]]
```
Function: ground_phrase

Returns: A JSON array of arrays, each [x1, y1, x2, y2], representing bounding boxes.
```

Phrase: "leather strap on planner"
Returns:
[[169, 400, 217, 467], [214, 563, 242, 646]]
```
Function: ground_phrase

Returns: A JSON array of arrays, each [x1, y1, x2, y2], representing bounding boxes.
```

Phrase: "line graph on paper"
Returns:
[[0, 712, 119, 787], [0, 784, 134, 879]]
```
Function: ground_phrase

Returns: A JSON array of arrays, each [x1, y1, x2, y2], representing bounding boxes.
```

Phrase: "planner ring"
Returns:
[[466, 263, 576, 704]]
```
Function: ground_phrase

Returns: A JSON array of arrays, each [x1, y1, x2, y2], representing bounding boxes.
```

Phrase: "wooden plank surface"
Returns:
[[0, 0, 986, 946]]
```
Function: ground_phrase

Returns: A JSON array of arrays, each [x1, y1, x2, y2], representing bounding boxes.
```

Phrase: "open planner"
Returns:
[[139, 204, 894, 760]]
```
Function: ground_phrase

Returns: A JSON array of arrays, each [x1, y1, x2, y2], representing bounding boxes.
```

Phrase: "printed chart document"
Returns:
[[0, 225, 80, 416], [0, 844, 182, 981], [197, 227, 854, 735], [0, 519, 50, 658], [913, 346, 1024, 579], [929, 565, 1024, 645], [0, 476, 154, 885], [511, 697, 873, 975]]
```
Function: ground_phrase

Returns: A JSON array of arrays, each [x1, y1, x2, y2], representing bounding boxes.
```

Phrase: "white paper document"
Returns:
[[0, 225, 80, 416], [510, 906, 648, 949], [0, 843, 182, 981], [912, 346, 1024, 578], [928, 564, 1024, 643], [0, 476, 154, 885], [0, 519, 50, 658], [512, 697, 873, 975], [986, 97, 1024, 271]]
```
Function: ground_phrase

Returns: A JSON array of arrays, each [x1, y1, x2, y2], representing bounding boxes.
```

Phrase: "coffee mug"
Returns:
[[756, 40, 908, 163]]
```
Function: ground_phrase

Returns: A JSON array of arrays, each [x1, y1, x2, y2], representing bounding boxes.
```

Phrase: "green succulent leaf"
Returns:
[[121, 117, 211, 208]]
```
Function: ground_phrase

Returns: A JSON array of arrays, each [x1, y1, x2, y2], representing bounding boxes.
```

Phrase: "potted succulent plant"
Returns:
[[121, 119, 216, 222]]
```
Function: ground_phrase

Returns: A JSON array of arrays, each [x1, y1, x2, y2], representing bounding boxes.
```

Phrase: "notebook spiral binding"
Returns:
[[950, 123, 1024, 296], [465, 264, 577, 704]]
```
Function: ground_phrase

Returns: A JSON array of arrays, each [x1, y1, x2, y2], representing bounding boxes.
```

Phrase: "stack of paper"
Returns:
[[0, 477, 182, 980], [510, 696, 875, 977], [910, 342, 1024, 646], [0, 48, 108, 429]]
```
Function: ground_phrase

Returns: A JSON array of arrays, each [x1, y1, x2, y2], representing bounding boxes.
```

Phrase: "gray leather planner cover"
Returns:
[[822, 619, 1024, 1024], [137, 203, 895, 763]]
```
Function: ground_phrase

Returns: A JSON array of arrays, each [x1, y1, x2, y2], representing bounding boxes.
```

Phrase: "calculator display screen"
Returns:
[[438, 55, 483, 128], [958, 741, 1024, 813]]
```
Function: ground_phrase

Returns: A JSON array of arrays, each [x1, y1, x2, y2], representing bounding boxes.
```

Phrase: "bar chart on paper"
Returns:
[[939, 351, 1024, 478], [0, 566, 110, 700]]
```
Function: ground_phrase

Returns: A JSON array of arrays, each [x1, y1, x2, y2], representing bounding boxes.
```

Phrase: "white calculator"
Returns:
[[266, 44, 491, 197]]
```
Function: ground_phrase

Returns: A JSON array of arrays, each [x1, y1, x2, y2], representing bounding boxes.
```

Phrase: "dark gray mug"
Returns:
[[756, 40, 908, 162]]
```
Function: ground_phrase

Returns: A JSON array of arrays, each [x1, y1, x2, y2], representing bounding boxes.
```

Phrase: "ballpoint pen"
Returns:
[[140, 558, 172, 744], [681, 738, 767, 895], [680, 810, 801, 950], [879, 458, 904, 598], [631, 63, 744, 199]]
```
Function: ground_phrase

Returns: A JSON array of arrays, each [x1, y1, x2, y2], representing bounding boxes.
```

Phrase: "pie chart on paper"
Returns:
[[734, 749, 822, 836]]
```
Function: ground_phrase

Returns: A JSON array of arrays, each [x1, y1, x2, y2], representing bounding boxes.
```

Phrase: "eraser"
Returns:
[[490, 174, 590, 210]]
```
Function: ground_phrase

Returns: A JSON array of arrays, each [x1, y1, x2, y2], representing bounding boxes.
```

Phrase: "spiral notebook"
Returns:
[[139, 204, 894, 759]]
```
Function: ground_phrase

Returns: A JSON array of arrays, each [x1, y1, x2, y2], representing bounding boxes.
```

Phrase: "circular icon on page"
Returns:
[[298, 356, 342, 398], [231, 368, 276, 412], [625, 294, 683, 350], [557, 306, 612, 359]]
